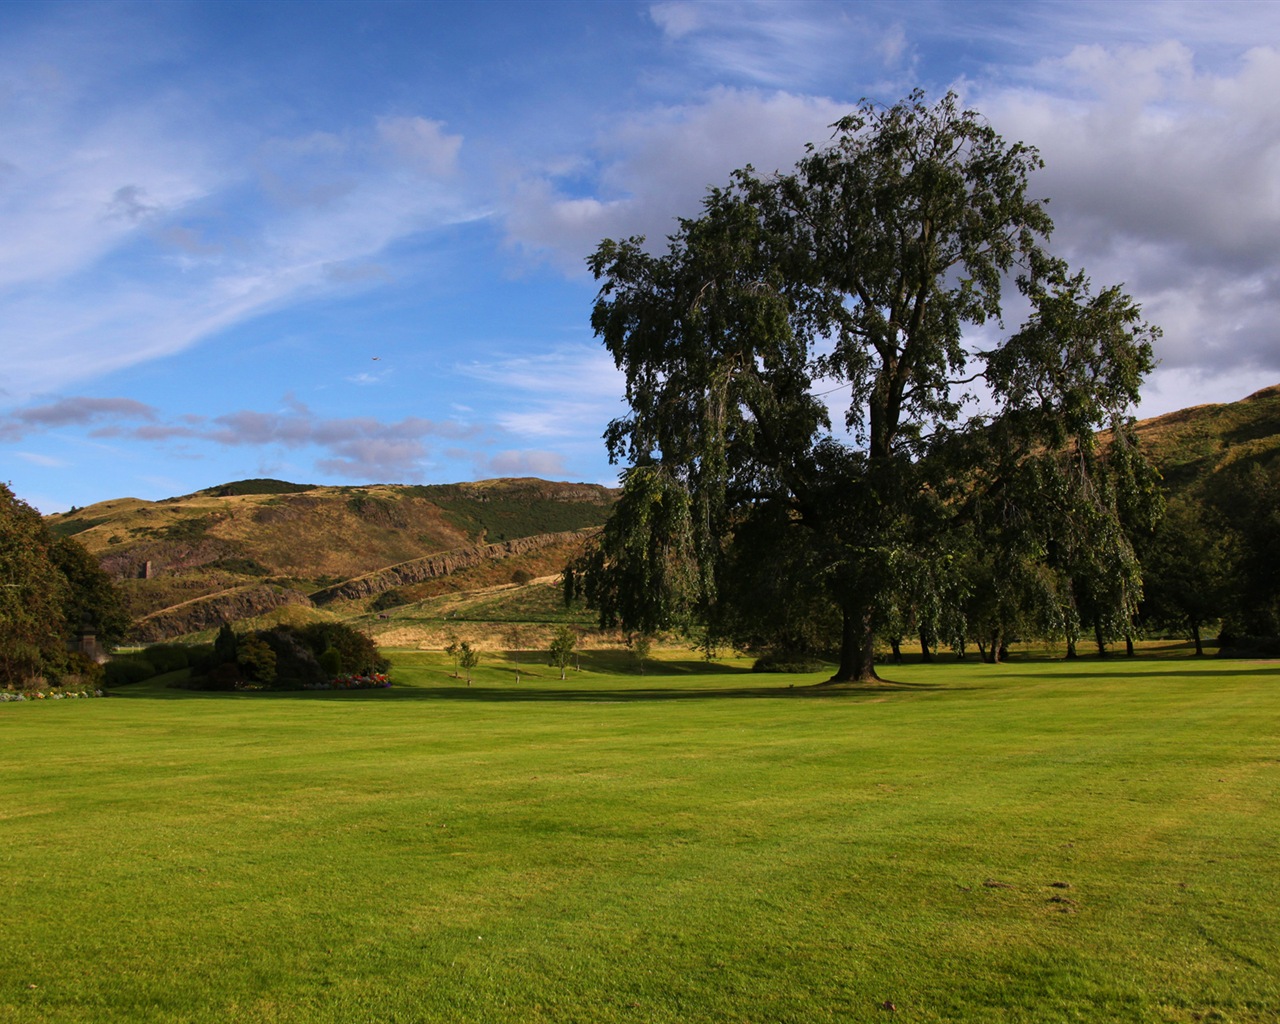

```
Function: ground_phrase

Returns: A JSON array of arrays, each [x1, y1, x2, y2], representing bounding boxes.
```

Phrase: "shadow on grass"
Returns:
[[113, 673, 952, 703], [108, 650, 1273, 703]]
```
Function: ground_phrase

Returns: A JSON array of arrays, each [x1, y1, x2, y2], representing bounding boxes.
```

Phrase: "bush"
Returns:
[[104, 657, 157, 686], [298, 622, 389, 675], [143, 644, 190, 674], [259, 628, 326, 688], [751, 651, 827, 674], [54, 652, 105, 688]]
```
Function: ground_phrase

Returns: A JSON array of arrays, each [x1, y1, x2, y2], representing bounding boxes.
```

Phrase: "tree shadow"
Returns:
[[114, 674, 956, 703]]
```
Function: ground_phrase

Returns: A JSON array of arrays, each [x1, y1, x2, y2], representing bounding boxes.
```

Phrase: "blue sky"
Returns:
[[3, 1, 1279, 512]]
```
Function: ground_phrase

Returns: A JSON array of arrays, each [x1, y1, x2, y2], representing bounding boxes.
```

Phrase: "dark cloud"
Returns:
[[106, 184, 157, 223], [1, 396, 160, 439], [205, 400, 481, 479], [16, 396, 158, 427]]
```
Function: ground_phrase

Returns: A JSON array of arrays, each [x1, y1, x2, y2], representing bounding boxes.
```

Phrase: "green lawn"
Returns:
[[2, 652, 1277, 1023]]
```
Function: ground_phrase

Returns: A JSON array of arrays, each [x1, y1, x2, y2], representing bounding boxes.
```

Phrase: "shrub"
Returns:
[[54, 652, 105, 688], [259, 628, 326, 688], [104, 657, 157, 686], [298, 622, 389, 675], [318, 647, 344, 675], [751, 651, 827, 674], [143, 644, 190, 674]]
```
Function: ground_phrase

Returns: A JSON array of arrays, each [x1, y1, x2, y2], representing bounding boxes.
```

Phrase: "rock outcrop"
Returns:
[[130, 584, 315, 642], [310, 529, 595, 605]]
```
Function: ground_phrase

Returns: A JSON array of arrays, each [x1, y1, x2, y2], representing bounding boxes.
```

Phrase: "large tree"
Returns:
[[1, 484, 69, 685], [579, 91, 1158, 681], [1, 484, 131, 686]]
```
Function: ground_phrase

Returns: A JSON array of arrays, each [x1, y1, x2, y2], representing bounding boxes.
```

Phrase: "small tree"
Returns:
[[504, 624, 526, 683], [459, 641, 479, 686], [444, 631, 461, 679], [549, 625, 576, 681], [213, 622, 239, 664], [237, 636, 277, 686], [627, 632, 653, 674]]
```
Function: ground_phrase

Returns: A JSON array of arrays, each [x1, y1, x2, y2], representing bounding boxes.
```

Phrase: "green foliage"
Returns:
[[581, 90, 1158, 679], [298, 621, 389, 675], [156, 515, 214, 541], [626, 632, 652, 674], [318, 646, 344, 676], [458, 640, 479, 684], [236, 636, 277, 685], [1, 485, 128, 685], [569, 464, 700, 636], [207, 479, 316, 497], [103, 655, 157, 686], [1, 484, 69, 685], [206, 556, 272, 576], [347, 493, 407, 526], [45, 514, 110, 539], [50, 535, 131, 648], [408, 481, 614, 542], [548, 625, 577, 680], [1214, 461, 1280, 638], [143, 643, 191, 674], [444, 631, 461, 678], [214, 623, 238, 664]]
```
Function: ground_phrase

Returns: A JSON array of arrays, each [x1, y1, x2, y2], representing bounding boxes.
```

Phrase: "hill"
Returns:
[[46, 478, 614, 639], [1128, 383, 1280, 494]]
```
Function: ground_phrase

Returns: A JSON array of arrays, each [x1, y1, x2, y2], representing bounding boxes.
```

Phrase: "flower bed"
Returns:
[[2, 689, 105, 702], [300, 673, 391, 691]]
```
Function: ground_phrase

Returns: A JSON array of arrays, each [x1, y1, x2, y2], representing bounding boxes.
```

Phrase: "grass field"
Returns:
[[2, 650, 1277, 1023]]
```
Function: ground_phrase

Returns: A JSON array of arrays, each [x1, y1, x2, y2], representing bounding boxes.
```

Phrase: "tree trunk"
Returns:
[[1094, 619, 1107, 657], [1065, 638, 1078, 660], [889, 638, 902, 664], [1191, 620, 1203, 657], [919, 629, 933, 663], [825, 604, 879, 682]]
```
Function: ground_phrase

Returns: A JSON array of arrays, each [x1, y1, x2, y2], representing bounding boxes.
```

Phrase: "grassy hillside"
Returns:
[[1129, 383, 1280, 494], [46, 478, 615, 630]]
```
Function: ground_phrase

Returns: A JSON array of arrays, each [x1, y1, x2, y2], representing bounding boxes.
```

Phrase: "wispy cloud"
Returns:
[[0, 25, 476, 403], [0, 394, 480, 482], [504, 87, 849, 270], [648, 2, 909, 89]]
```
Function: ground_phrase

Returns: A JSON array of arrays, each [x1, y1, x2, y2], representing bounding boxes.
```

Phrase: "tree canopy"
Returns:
[[573, 91, 1159, 680], [1, 483, 128, 686]]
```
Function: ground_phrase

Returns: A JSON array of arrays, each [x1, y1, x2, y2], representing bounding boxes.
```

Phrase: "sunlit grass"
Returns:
[[2, 652, 1277, 1022]]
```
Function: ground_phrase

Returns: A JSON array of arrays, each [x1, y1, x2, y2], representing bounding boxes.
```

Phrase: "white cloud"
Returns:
[[966, 41, 1280, 398], [377, 116, 463, 178], [647, 2, 906, 89], [0, 24, 479, 403], [482, 449, 568, 477], [15, 451, 68, 468], [504, 87, 849, 269]]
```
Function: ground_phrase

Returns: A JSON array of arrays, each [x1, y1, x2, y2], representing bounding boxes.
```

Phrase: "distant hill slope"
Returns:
[[47, 478, 615, 633], [1128, 384, 1280, 494]]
